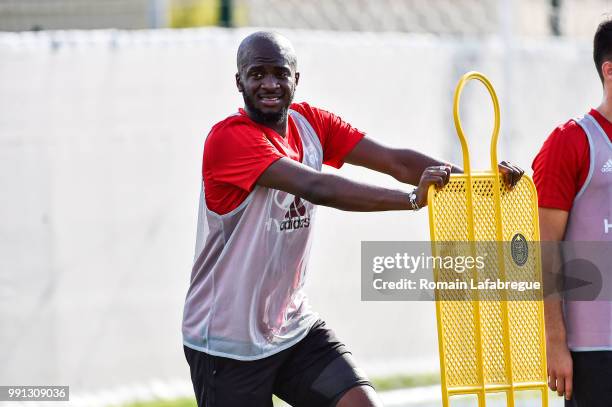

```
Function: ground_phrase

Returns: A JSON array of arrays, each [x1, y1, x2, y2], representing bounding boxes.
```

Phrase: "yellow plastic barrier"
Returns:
[[427, 72, 548, 407]]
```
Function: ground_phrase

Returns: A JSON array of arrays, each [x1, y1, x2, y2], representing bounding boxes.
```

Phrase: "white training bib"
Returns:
[[182, 110, 323, 360]]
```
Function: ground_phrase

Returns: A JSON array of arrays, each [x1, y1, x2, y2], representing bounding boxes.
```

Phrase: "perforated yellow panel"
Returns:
[[427, 72, 548, 407]]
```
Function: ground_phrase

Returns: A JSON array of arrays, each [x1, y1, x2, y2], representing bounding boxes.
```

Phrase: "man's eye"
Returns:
[[251, 72, 263, 79]]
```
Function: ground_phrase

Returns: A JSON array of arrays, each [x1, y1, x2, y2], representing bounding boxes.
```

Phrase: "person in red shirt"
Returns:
[[533, 19, 612, 407], [203, 102, 374, 215], [183, 31, 524, 407], [533, 108, 612, 212]]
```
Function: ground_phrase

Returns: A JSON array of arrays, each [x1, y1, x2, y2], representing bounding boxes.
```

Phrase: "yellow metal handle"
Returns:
[[452, 71, 501, 175]]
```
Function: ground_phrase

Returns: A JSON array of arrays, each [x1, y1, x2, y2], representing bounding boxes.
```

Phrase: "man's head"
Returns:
[[235, 31, 299, 127], [594, 18, 612, 85]]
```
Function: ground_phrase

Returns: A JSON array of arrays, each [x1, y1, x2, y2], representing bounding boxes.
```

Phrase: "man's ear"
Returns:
[[295, 71, 300, 86], [603, 61, 612, 84], [235, 73, 243, 93]]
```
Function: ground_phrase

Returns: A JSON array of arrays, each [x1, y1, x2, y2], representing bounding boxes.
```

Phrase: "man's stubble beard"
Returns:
[[242, 90, 295, 127]]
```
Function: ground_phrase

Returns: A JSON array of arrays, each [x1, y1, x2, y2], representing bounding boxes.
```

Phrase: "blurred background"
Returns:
[[0, 1, 607, 406], [0, 0, 607, 35]]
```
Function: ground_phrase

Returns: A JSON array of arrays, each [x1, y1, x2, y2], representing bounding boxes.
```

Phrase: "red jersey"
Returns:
[[532, 108, 612, 211], [203, 102, 365, 215]]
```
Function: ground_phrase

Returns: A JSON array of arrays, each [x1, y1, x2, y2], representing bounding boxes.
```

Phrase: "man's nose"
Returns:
[[261, 74, 280, 89]]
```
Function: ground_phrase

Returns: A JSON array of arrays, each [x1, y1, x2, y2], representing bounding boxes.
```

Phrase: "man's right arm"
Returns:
[[540, 207, 572, 401], [257, 157, 450, 211]]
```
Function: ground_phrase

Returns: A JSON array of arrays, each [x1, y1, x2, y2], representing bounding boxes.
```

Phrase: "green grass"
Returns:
[[121, 398, 196, 407], [119, 372, 441, 407], [119, 396, 291, 407], [371, 372, 440, 392], [119, 377, 566, 407]]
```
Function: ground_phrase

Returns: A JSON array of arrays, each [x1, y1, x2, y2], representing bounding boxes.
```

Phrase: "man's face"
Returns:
[[236, 42, 299, 126]]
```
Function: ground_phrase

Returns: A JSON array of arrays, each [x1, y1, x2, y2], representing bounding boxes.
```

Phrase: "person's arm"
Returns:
[[257, 157, 450, 211], [344, 137, 524, 196], [539, 207, 572, 401]]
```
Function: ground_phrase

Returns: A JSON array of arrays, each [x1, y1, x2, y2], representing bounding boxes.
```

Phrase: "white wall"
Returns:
[[0, 28, 599, 394]]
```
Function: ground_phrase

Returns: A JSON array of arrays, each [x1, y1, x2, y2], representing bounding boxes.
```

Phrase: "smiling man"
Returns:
[[182, 31, 523, 407]]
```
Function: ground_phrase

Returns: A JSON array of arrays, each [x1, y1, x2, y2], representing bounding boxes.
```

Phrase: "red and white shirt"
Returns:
[[532, 108, 612, 210], [183, 103, 364, 360], [203, 102, 365, 215]]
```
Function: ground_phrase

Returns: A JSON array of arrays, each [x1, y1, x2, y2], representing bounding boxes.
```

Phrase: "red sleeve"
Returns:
[[531, 120, 590, 211], [204, 120, 283, 192], [290, 102, 365, 168]]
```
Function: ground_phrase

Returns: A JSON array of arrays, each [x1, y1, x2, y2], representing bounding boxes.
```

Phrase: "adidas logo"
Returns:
[[602, 158, 612, 173], [285, 196, 306, 218], [279, 196, 310, 232]]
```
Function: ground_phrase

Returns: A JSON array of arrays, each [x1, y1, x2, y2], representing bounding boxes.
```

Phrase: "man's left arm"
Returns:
[[345, 137, 523, 189]]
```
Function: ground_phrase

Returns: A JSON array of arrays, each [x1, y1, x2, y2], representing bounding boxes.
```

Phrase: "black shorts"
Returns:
[[184, 319, 373, 407], [565, 351, 612, 407]]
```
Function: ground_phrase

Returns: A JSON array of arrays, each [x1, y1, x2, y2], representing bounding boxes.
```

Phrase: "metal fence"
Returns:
[[239, 0, 610, 38], [0, 0, 609, 38], [0, 0, 155, 31], [241, 0, 499, 36]]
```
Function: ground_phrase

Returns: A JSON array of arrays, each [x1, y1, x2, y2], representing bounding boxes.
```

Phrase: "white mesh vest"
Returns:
[[182, 110, 322, 360], [563, 113, 612, 350]]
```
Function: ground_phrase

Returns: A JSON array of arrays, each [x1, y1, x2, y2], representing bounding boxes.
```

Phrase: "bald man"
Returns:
[[182, 31, 523, 407]]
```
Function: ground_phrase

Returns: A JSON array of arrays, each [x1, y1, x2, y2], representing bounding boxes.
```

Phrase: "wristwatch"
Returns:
[[408, 188, 420, 211]]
